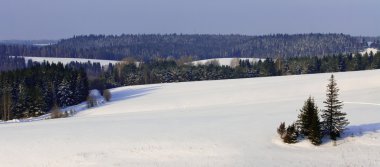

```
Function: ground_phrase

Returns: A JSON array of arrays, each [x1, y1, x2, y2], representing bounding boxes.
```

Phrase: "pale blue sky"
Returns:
[[1, 0, 379, 40]]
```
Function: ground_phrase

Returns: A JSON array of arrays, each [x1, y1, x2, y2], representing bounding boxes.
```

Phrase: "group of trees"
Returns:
[[0, 33, 368, 60], [277, 75, 349, 145], [0, 62, 89, 121]]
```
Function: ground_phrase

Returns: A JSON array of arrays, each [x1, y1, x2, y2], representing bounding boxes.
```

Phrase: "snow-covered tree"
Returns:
[[57, 78, 75, 107]]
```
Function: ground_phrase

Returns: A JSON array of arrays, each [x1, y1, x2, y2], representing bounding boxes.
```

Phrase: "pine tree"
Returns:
[[322, 74, 349, 140]]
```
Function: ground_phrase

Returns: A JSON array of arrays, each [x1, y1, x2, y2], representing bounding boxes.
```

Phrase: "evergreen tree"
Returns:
[[283, 123, 298, 144], [28, 87, 45, 117], [297, 97, 318, 136], [57, 78, 75, 107], [309, 110, 323, 145], [76, 69, 89, 102], [297, 97, 323, 145], [322, 74, 349, 140]]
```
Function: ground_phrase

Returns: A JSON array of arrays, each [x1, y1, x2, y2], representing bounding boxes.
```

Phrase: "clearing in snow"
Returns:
[[19, 56, 120, 66], [191, 58, 262, 66], [0, 70, 380, 166], [360, 48, 379, 55]]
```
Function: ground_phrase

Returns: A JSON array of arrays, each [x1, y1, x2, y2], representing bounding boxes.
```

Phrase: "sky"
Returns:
[[0, 0, 379, 40]]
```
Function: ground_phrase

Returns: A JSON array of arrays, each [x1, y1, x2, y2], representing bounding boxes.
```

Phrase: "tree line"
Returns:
[[1, 51, 379, 94], [88, 51, 380, 92], [0, 63, 89, 121], [0, 33, 368, 60]]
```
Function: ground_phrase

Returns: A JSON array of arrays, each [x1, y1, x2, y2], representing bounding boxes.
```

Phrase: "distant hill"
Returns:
[[0, 34, 370, 60], [0, 40, 57, 46]]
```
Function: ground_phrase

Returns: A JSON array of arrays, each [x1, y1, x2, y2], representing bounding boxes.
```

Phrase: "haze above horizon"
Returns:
[[1, 0, 379, 40]]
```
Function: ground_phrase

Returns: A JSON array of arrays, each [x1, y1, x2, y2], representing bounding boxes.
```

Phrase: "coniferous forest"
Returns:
[[0, 33, 372, 60], [0, 63, 89, 121]]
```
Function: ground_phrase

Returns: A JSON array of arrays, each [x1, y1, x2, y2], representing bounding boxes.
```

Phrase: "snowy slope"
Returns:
[[22, 56, 120, 66], [1, 70, 380, 166], [191, 58, 262, 66]]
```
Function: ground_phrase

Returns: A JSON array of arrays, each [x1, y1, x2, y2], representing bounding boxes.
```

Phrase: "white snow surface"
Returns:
[[22, 56, 120, 66], [191, 58, 262, 66], [360, 48, 379, 55], [1, 70, 380, 166]]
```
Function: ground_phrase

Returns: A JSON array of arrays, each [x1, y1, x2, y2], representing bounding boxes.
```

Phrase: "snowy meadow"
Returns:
[[0, 70, 379, 166]]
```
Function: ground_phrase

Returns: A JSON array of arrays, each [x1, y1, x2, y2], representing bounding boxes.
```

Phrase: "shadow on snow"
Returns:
[[344, 122, 380, 137], [110, 85, 162, 102]]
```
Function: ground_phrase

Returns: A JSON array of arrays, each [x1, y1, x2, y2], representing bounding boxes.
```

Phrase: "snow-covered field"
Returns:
[[21, 57, 120, 66], [191, 58, 262, 66], [360, 48, 379, 55], [1, 70, 380, 166]]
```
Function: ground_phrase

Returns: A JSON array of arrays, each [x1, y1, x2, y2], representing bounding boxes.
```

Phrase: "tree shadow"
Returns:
[[343, 123, 380, 138], [110, 85, 162, 102], [319, 123, 380, 146]]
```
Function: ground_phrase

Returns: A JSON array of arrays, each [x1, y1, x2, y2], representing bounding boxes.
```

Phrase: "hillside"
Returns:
[[0, 34, 367, 60], [0, 70, 379, 166]]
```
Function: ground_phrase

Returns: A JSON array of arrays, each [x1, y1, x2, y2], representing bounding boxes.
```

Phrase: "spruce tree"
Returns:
[[309, 110, 322, 145], [297, 97, 317, 136], [297, 96, 323, 145], [322, 74, 349, 140], [283, 123, 298, 144]]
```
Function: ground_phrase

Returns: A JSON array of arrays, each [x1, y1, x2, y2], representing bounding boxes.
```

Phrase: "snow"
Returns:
[[191, 58, 262, 66], [1, 70, 380, 166], [21, 56, 120, 66], [360, 48, 378, 55]]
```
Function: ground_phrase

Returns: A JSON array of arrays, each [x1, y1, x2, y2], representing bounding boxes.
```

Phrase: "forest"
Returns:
[[0, 33, 373, 60], [0, 63, 89, 121]]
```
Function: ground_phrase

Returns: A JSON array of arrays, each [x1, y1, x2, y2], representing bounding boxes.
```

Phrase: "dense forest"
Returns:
[[0, 33, 371, 60], [0, 63, 89, 121]]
